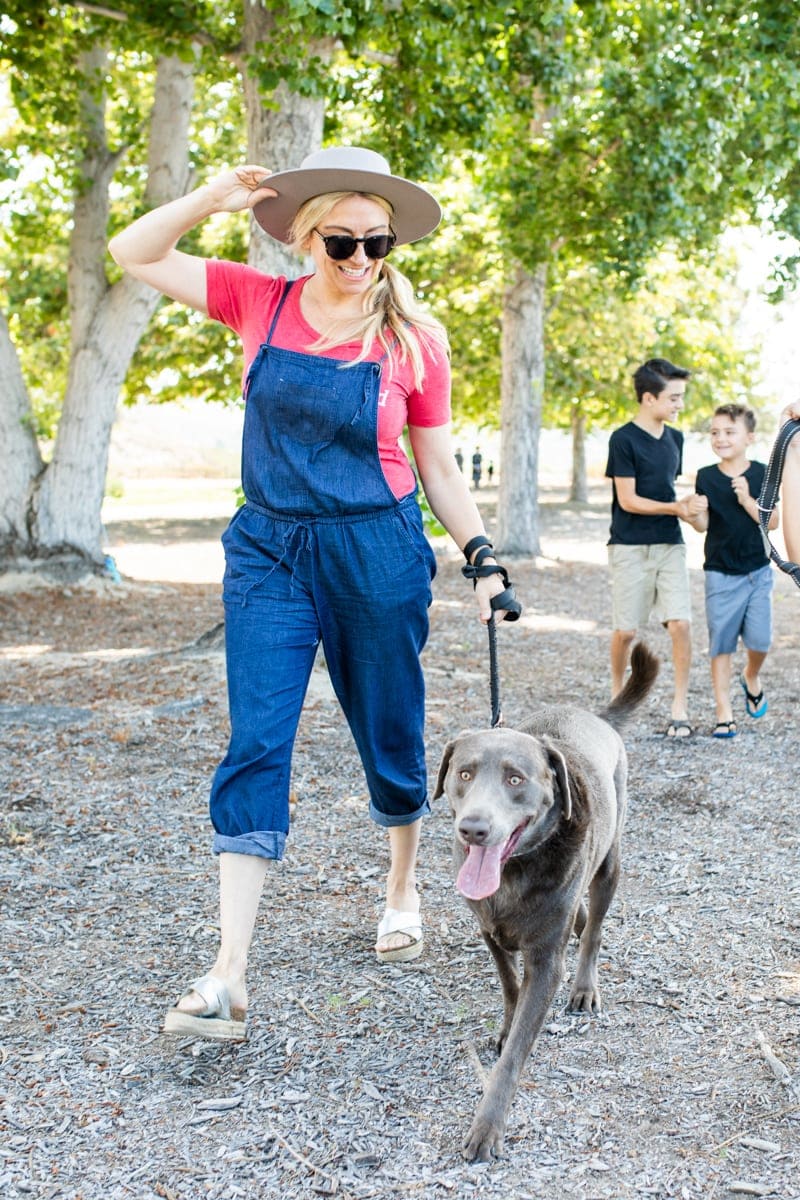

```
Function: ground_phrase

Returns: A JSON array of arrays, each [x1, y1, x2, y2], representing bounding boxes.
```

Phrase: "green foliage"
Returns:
[[337, 2, 800, 289], [0, 4, 246, 421], [394, 160, 505, 426], [3, 0, 800, 451], [544, 246, 763, 437], [416, 487, 447, 539]]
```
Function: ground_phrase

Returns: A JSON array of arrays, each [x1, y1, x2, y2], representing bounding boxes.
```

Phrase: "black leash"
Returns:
[[461, 535, 522, 729], [758, 417, 800, 590], [487, 615, 502, 728]]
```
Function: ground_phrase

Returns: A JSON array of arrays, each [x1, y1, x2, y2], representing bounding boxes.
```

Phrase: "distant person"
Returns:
[[605, 358, 706, 737], [454, 448, 464, 473], [487, 462, 494, 484], [779, 401, 800, 564], [108, 147, 518, 1040], [471, 448, 483, 489], [688, 405, 778, 738]]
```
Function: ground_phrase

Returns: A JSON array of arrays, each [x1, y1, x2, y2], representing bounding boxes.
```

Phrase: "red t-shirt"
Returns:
[[206, 259, 451, 499]]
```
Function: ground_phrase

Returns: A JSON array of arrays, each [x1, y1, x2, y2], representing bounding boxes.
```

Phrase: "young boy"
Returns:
[[606, 358, 706, 736], [689, 404, 779, 738]]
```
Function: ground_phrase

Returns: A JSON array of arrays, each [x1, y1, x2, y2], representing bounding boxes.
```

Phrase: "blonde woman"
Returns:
[[109, 147, 519, 1039]]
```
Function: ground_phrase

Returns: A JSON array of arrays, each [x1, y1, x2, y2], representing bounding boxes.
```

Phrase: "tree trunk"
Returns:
[[494, 262, 546, 557], [0, 310, 44, 554], [239, 4, 330, 277], [2, 52, 194, 575], [0, 10, 331, 581], [570, 405, 588, 503]]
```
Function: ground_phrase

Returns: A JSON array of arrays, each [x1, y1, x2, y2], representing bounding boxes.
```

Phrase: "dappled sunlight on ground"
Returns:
[[518, 612, 599, 634]]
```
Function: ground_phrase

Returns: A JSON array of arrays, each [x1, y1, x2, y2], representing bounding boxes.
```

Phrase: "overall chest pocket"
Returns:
[[270, 365, 369, 448]]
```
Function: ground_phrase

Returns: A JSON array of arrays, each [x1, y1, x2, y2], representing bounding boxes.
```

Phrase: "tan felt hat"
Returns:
[[252, 145, 441, 246]]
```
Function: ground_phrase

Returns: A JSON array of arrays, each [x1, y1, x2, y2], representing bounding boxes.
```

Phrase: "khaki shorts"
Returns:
[[608, 543, 691, 631]]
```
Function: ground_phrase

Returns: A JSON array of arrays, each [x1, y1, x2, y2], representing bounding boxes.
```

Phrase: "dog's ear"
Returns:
[[546, 743, 572, 821], [432, 740, 456, 800]]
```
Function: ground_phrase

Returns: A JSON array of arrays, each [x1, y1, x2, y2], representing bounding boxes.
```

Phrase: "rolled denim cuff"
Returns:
[[368, 797, 430, 828], [212, 830, 287, 860]]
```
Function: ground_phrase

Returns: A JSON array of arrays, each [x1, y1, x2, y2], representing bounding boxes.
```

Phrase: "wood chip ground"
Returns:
[[1, 498, 798, 1199]]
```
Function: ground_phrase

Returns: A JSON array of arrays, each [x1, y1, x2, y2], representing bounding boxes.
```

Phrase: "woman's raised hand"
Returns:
[[204, 166, 278, 213]]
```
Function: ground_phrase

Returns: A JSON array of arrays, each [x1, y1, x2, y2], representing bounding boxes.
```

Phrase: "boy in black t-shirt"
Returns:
[[606, 358, 706, 736], [689, 404, 779, 738]]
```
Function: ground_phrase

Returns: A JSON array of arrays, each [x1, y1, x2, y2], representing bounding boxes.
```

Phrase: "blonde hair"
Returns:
[[289, 191, 449, 389]]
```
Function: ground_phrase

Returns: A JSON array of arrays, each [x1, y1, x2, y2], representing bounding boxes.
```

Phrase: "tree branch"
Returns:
[[67, 0, 128, 21]]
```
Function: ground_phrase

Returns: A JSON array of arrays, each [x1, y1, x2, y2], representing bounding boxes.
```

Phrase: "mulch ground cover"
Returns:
[[1, 499, 798, 1199]]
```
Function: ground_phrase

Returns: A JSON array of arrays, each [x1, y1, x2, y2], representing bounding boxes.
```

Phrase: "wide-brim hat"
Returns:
[[251, 146, 441, 246]]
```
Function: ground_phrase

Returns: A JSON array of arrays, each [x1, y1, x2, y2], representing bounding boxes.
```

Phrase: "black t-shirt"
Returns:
[[695, 460, 769, 574], [606, 421, 684, 545]]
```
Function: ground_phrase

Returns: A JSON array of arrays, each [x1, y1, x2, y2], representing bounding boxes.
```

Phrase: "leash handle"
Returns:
[[758, 417, 800, 590], [487, 615, 502, 728]]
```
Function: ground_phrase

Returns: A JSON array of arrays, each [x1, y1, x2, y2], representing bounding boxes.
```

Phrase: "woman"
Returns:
[[109, 146, 518, 1040]]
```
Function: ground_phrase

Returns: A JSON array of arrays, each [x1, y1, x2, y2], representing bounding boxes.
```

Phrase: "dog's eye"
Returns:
[[459, 770, 472, 782], [507, 774, 524, 787]]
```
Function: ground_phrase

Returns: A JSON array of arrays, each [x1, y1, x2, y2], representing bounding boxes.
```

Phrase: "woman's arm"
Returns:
[[409, 423, 512, 623], [780, 403, 800, 561], [108, 166, 276, 312]]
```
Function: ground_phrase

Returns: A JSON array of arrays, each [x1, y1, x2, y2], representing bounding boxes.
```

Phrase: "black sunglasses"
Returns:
[[314, 229, 396, 261]]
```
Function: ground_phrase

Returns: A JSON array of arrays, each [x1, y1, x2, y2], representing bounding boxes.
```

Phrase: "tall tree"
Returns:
[[0, 0, 341, 575], [485, 2, 800, 551], [0, 5, 197, 572], [345, 1, 800, 553]]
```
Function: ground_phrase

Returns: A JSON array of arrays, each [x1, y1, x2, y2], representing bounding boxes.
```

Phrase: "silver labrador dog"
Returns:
[[434, 642, 659, 1162]]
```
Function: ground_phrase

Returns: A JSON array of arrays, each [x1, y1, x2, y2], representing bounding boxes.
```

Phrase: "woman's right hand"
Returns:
[[203, 166, 277, 214]]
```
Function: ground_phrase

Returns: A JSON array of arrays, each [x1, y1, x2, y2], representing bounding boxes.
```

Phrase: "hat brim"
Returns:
[[251, 167, 441, 246]]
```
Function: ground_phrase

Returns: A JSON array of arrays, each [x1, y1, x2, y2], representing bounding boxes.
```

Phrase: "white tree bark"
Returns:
[[1, 8, 332, 578], [239, 3, 330, 277], [570, 405, 588, 503], [0, 311, 43, 551], [24, 51, 195, 567], [494, 262, 546, 556]]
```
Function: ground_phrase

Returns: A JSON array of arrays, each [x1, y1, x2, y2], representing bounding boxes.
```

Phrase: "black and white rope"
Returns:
[[757, 417, 800, 590]]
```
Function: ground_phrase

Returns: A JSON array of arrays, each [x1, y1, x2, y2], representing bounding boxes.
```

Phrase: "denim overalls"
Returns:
[[210, 281, 437, 860]]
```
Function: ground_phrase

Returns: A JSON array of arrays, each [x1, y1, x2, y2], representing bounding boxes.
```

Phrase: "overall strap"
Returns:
[[265, 278, 296, 345], [758, 417, 800, 589]]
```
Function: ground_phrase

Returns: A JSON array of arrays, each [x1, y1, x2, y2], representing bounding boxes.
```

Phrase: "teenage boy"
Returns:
[[688, 404, 778, 738], [606, 358, 706, 736]]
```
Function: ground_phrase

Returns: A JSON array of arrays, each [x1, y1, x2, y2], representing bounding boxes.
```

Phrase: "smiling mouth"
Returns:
[[456, 818, 531, 901], [339, 265, 370, 279], [499, 819, 531, 864]]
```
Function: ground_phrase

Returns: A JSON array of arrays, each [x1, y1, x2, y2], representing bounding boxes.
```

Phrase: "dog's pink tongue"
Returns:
[[457, 843, 503, 900]]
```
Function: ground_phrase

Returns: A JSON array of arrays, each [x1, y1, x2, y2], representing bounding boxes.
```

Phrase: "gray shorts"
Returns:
[[704, 565, 773, 657], [608, 543, 691, 631]]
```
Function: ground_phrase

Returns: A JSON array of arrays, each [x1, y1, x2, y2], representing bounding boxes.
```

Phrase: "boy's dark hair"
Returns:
[[633, 358, 691, 403], [713, 403, 756, 433]]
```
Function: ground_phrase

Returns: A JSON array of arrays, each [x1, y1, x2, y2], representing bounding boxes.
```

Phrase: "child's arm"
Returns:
[[613, 477, 706, 523], [731, 475, 779, 530], [685, 505, 709, 532], [686, 475, 709, 532]]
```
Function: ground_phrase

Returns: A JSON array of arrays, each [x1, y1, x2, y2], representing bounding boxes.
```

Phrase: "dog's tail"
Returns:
[[599, 641, 659, 730]]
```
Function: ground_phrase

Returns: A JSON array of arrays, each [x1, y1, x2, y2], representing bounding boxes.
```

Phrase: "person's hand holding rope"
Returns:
[[462, 536, 522, 625]]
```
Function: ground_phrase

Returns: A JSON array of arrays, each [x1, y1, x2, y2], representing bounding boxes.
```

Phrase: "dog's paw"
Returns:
[[567, 984, 602, 1013], [463, 1114, 505, 1162]]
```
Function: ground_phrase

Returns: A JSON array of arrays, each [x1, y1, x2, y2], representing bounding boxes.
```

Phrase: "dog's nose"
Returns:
[[458, 815, 491, 844]]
